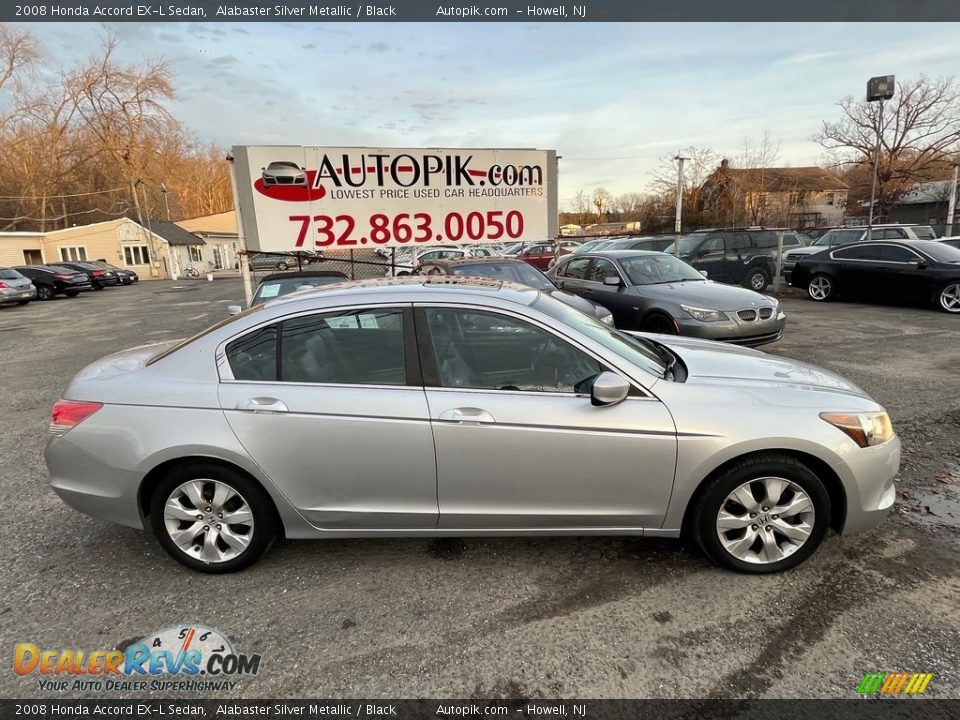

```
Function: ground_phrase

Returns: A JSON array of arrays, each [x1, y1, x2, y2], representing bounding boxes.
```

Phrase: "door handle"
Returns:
[[235, 397, 289, 413], [438, 407, 495, 424]]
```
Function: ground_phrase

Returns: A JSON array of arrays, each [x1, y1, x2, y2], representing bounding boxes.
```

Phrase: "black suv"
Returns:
[[665, 228, 806, 291]]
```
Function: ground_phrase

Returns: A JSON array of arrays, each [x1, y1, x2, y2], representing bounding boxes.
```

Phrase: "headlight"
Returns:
[[820, 411, 894, 447], [598, 309, 614, 325], [680, 304, 726, 322]]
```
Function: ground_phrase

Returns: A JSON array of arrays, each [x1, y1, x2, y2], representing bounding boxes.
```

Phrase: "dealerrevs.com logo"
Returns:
[[254, 151, 545, 203], [14, 625, 261, 693]]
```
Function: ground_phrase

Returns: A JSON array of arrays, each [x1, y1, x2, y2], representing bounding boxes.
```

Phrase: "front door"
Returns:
[[218, 306, 438, 530], [418, 306, 677, 529]]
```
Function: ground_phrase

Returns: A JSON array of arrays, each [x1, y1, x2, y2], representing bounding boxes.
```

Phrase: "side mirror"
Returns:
[[700, 270, 708, 277], [914, 260, 928, 269], [603, 276, 621, 287], [590, 371, 630, 407], [227, 304, 242, 316]]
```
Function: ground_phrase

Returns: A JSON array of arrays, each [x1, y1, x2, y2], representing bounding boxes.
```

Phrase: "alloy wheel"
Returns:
[[163, 479, 255, 564], [808, 276, 832, 301], [940, 283, 960, 313], [716, 476, 815, 565], [749, 272, 767, 291]]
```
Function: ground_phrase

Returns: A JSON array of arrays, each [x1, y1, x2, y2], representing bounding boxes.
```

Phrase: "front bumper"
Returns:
[[675, 311, 787, 347], [839, 435, 901, 534]]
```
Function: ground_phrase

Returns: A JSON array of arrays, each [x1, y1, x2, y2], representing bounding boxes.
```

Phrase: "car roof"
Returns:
[[260, 275, 540, 312], [258, 270, 349, 283], [421, 257, 529, 268], [574, 249, 667, 259]]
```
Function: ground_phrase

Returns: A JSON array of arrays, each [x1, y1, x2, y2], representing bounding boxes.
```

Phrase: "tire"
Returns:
[[937, 281, 960, 313], [277, 261, 289, 271], [807, 273, 835, 302], [65, 290, 80, 298], [149, 462, 277, 573], [641, 312, 676, 334], [690, 453, 830, 574], [17, 299, 30, 305], [744, 266, 771, 292], [37, 285, 55, 301], [93, 284, 103, 291]]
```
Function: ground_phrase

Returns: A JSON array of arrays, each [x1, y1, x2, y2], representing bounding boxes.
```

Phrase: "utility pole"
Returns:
[[160, 183, 172, 221], [946, 163, 958, 237], [866, 75, 895, 241], [673, 155, 688, 256], [137, 180, 159, 279]]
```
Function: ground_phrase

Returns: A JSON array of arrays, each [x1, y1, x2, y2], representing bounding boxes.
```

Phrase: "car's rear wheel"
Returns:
[[277, 261, 289, 271], [744, 266, 771, 292], [37, 285, 55, 301], [807, 273, 834, 302], [690, 453, 830, 573], [937, 281, 960, 313], [149, 462, 277, 573], [641, 312, 676, 334]]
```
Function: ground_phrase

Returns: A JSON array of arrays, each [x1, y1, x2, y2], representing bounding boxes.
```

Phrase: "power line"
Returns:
[[0, 207, 128, 223], [0, 187, 126, 200]]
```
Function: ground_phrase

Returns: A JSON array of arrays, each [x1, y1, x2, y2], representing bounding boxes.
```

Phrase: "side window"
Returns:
[[878, 228, 907, 240], [753, 231, 779, 249], [226, 326, 279, 382], [698, 237, 724, 255], [280, 309, 406, 385], [783, 234, 801, 248], [725, 233, 751, 252], [587, 258, 619, 283], [912, 226, 936, 240], [425, 308, 603, 393], [833, 245, 884, 261], [559, 257, 592, 279], [880, 245, 922, 263]]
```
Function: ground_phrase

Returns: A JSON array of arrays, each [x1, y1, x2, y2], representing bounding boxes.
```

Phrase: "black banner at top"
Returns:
[[2, 0, 959, 22]]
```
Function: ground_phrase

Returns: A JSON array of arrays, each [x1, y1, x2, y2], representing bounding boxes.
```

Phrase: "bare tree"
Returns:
[[816, 76, 960, 216], [570, 189, 591, 227], [592, 187, 612, 224], [614, 192, 645, 222], [736, 130, 782, 225]]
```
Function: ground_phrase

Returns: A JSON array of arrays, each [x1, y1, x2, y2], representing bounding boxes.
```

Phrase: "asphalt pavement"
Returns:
[[1, 276, 958, 699]]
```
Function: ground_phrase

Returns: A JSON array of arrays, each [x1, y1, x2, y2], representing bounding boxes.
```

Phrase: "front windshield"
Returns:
[[816, 229, 862, 246], [450, 262, 554, 290], [533, 294, 668, 377], [661, 235, 702, 255], [620, 254, 704, 285]]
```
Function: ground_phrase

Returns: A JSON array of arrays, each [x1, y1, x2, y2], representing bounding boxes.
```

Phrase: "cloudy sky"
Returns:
[[24, 21, 960, 209]]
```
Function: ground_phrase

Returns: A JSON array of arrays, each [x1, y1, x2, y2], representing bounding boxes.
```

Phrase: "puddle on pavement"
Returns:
[[898, 461, 960, 530]]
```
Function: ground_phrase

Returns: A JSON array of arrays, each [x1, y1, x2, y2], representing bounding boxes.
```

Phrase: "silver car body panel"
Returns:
[[46, 280, 899, 542]]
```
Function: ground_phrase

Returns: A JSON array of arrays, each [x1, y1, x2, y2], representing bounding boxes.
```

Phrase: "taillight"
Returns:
[[91, 270, 104, 276], [54, 274, 73, 280], [50, 400, 103, 433], [0, 281, 7, 288]]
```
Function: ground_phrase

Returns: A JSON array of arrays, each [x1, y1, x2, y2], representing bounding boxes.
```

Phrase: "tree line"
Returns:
[[0, 25, 232, 232], [563, 76, 960, 233]]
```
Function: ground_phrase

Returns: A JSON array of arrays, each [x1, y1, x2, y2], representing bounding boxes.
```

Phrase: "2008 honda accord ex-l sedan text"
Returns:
[[46, 277, 900, 574]]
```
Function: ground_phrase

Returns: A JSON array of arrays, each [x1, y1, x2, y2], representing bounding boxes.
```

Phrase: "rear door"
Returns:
[[217, 305, 439, 530]]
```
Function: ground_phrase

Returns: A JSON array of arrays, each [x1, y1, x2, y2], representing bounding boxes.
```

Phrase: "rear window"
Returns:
[[0, 268, 23, 280], [146, 305, 266, 366]]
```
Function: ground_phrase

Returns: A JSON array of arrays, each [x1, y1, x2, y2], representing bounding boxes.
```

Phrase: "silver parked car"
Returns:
[[46, 278, 898, 574], [547, 251, 786, 346], [261, 161, 306, 187], [0, 267, 37, 305]]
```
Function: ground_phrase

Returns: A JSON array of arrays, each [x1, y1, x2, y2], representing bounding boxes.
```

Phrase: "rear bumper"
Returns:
[[0, 286, 35, 302], [45, 435, 144, 530]]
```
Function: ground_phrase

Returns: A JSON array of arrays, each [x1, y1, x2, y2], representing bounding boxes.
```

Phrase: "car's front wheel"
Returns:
[[37, 285, 55, 301], [150, 462, 277, 573], [807, 273, 835, 302], [744, 266, 770, 292], [690, 453, 830, 573], [277, 261, 289, 271], [937, 281, 960, 313], [641, 312, 676, 334]]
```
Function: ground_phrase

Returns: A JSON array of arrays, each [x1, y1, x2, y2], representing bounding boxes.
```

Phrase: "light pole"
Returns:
[[159, 183, 172, 221], [673, 154, 688, 256], [866, 75, 895, 241], [946, 163, 958, 237]]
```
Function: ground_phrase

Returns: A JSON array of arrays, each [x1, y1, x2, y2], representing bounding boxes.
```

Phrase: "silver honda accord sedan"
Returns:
[[46, 277, 899, 574]]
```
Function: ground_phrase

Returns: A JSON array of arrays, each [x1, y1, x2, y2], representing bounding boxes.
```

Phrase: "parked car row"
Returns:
[[0, 261, 138, 307]]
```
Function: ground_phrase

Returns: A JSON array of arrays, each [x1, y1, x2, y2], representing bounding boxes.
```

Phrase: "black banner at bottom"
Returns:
[[3, 700, 960, 720]]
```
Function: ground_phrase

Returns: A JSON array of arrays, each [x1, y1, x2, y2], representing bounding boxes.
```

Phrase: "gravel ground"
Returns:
[[1, 277, 958, 700]]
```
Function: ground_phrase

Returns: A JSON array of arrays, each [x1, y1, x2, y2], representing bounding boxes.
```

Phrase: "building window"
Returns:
[[60, 246, 87, 262], [23, 249, 43, 264], [123, 245, 151, 265], [189, 246, 203, 262], [826, 193, 836, 206]]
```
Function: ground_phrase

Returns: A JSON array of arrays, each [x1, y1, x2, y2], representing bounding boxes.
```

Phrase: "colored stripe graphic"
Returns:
[[858, 672, 933, 694]]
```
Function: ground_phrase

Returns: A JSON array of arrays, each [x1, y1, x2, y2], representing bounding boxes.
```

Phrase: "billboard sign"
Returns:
[[230, 146, 558, 252]]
